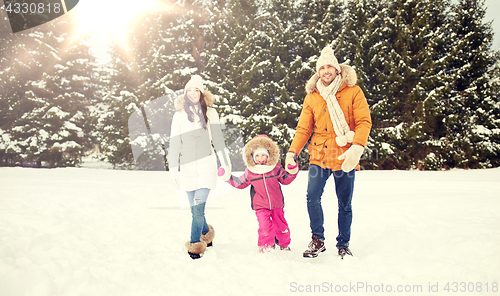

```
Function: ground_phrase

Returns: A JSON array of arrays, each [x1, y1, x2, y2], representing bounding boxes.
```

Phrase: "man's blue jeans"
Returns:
[[187, 188, 210, 243], [306, 165, 355, 249]]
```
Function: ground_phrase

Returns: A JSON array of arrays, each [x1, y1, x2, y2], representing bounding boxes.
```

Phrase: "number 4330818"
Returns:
[[443, 282, 498, 293], [5, 2, 63, 14]]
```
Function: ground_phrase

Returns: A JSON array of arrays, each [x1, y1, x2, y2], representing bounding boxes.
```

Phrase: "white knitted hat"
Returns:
[[316, 47, 341, 74], [184, 75, 205, 94], [253, 147, 269, 163]]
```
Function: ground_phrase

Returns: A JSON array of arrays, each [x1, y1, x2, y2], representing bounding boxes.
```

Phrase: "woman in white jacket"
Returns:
[[168, 75, 231, 259]]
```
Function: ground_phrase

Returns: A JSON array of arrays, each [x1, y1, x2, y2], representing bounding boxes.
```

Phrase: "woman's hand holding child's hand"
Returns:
[[217, 166, 231, 181]]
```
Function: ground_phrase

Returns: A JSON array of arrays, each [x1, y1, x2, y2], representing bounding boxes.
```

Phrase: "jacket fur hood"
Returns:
[[305, 64, 358, 94], [174, 90, 215, 111], [243, 135, 280, 174]]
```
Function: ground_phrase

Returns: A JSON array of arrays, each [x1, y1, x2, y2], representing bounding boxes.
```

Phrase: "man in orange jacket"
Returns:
[[285, 47, 372, 259]]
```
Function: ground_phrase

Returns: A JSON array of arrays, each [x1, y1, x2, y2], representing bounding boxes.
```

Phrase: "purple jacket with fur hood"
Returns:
[[227, 135, 298, 210]]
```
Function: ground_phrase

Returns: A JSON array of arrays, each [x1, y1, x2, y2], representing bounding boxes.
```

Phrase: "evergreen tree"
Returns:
[[207, 0, 259, 130], [0, 11, 97, 167], [340, 0, 386, 101], [95, 42, 142, 168], [439, 0, 500, 168], [203, 0, 249, 109], [266, 0, 303, 153], [215, 0, 259, 106], [0, 4, 21, 164], [367, 0, 452, 169]]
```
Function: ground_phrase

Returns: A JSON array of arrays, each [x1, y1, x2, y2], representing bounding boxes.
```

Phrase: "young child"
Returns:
[[219, 135, 299, 252]]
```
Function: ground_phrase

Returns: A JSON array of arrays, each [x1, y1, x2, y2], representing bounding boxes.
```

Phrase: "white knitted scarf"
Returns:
[[316, 76, 355, 147]]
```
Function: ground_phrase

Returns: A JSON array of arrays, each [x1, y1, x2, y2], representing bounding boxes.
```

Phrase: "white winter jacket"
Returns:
[[168, 91, 229, 191]]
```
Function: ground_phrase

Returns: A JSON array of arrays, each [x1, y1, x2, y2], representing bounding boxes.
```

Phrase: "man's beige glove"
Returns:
[[285, 152, 299, 174], [338, 145, 364, 172]]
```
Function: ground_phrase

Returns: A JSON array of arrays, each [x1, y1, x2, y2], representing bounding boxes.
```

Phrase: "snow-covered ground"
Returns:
[[1, 167, 499, 296]]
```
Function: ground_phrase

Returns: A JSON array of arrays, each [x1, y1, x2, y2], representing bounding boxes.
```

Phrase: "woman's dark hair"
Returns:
[[184, 91, 209, 129]]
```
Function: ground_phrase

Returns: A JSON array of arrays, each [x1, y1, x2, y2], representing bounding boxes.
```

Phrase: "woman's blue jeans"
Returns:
[[187, 188, 210, 243], [306, 165, 355, 249]]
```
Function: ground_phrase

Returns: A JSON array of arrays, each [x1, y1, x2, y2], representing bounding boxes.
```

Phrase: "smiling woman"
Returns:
[[72, 0, 167, 44]]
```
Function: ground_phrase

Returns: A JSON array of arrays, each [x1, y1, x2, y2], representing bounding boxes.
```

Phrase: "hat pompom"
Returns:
[[191, 75, 203, 84], [321, 47, 334, 56]]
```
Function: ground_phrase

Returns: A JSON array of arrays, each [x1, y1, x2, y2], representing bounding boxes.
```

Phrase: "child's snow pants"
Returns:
[[255, 208, 290, 249]]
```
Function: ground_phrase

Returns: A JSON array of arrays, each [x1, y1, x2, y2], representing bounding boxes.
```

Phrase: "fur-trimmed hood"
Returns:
[[243, 135, 280, 174], [174, 90, 215, 111], [305, 64, 358, 94]]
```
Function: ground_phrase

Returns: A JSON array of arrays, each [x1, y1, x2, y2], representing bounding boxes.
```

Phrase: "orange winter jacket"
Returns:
[[289, 65, 372, 171]]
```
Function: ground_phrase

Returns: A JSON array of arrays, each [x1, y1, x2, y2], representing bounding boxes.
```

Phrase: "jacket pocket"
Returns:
[[308, 137, 327, 161]]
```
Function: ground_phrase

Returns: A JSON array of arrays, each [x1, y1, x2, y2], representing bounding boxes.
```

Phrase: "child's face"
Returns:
[[254, 153, 268, 165]]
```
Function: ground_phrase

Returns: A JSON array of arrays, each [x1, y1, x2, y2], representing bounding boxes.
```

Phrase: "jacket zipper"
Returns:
[[263, 174, 272, 209]]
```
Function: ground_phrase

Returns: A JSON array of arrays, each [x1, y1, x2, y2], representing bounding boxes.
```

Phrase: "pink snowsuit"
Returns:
[[226, 135, 298, 249]]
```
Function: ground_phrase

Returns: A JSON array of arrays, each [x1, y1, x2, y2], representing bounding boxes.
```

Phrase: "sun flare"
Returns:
[[72, 0, 169, 44]]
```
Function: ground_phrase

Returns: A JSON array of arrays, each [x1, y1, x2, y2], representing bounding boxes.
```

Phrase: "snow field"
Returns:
[[1, 167, 499, 296]]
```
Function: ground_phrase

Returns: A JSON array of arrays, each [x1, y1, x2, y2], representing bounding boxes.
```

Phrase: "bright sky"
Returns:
[[70, 0, 173, 63], [484, 0, 500, 49]]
